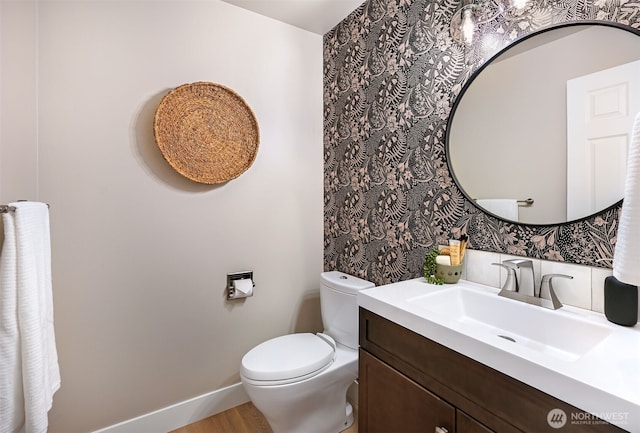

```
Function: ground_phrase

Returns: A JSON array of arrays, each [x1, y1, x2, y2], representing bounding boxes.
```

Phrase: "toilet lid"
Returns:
[[241, 333, 336, 382]]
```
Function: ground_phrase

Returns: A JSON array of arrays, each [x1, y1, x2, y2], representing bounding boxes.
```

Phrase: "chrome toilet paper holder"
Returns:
[[227, 271, 254, 300]]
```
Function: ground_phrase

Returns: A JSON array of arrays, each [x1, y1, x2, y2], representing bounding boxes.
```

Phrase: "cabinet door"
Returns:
[[457, 410, 494, 433], [360, 349, 455, 433]]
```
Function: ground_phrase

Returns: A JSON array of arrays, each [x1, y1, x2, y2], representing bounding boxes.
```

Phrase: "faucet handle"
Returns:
[[492, 263, 519, 292], [498, 260, 521, 270], [540, 274, 573, 309], [503, 258, 534, 268]]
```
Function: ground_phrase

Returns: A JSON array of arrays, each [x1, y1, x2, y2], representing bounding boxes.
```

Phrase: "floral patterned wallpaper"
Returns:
[[323, 0, 640, 285]]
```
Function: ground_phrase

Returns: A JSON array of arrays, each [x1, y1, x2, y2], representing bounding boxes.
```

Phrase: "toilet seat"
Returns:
[[241, 333, 336, 386]]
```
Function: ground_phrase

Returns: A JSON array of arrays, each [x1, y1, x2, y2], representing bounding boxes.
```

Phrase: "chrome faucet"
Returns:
[[492, 259, 573, 310], [506, 259, 536, 296]]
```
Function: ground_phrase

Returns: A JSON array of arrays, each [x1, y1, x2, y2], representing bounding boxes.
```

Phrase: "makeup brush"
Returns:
[[460, 234, 468, 261]]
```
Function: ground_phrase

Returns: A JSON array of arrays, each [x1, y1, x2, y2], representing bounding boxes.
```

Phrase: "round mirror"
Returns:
[[447, 22, 640, 225]]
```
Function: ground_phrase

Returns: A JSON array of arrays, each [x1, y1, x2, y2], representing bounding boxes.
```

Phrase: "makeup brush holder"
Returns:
[[436, 263, 463, 284]]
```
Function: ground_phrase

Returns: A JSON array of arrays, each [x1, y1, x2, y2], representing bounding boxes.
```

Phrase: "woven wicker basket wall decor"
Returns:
[[153, 82, 260, 184]]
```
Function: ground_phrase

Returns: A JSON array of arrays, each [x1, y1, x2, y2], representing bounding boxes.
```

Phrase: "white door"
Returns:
[[566, 59, 640, 221]]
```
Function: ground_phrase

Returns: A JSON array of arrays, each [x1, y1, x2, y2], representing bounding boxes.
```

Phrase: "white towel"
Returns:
[[476, 199, 519, 221], [0, 202, 60, 433], [614, 112, 640, 285]]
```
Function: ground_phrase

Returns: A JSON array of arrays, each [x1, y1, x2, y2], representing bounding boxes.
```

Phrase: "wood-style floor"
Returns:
[[170, 401, 358, 433]]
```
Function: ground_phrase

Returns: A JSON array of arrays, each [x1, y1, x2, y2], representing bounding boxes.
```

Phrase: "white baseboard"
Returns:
[[92, 383, 249, 433]]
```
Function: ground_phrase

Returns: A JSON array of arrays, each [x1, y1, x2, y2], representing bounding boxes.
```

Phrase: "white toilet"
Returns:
[[240, 271, 374, 433]]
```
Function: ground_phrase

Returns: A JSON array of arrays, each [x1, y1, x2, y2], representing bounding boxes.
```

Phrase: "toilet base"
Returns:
[[251, 393, 354, 433]]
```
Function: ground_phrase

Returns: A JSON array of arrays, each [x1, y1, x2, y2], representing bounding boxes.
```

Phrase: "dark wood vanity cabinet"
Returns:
[[360, 349, 456, 432], [360, 349, 490, 433], [359, 308, 626, 433]]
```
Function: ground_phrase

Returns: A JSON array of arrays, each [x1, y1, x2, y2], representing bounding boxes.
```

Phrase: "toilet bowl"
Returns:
[[240, 271, 374, 433]]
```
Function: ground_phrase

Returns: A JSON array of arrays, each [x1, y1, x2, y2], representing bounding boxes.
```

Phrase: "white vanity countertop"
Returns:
[[358, 278, 640, 431]]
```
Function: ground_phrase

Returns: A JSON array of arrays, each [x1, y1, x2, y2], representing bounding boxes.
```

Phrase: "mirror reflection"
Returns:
[[448, 23, 640, 225]]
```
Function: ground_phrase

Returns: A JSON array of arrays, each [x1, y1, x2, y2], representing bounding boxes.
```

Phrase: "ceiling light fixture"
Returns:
[[508, 0, 529, 10], [450, 0, 531, 45]]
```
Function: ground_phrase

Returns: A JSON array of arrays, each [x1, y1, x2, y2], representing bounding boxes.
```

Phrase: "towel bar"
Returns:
[[517, 198, 534, 206], [473, 198, 534, 206], [0, 202, 50, 213]]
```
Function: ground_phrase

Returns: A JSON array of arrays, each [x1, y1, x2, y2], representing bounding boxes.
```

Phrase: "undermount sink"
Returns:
[[407, 285, 612, 361]]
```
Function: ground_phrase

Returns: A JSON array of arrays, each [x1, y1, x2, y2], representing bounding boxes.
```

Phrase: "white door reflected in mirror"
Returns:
[[566, 60, 640, 221]]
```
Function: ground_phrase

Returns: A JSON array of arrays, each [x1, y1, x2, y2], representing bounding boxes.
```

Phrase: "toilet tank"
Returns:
[[320, 271, 375, 350]]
